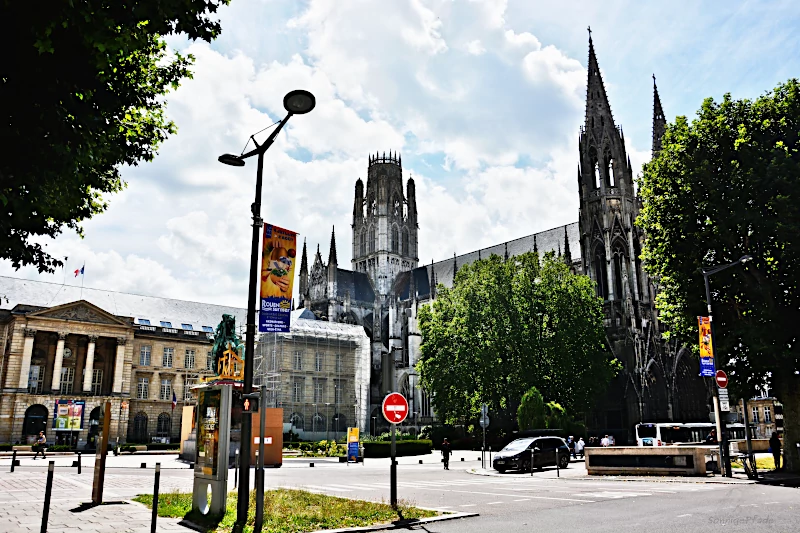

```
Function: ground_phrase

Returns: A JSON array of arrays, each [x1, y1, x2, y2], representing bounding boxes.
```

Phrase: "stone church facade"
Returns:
[[301, 35, 709, 442]]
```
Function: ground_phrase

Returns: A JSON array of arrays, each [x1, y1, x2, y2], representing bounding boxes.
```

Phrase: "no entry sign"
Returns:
[[715, 370, 728, 389], [382, 392, 409, 424]]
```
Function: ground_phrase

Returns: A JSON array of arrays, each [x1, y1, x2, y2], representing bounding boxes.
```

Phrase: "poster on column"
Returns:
[[259, 224, 298, 333], [698, 316, 715, 377], [53, 399, 85, 431]]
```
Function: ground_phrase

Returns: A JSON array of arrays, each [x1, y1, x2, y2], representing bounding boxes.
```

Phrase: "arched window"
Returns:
[[613, 248, 626, 300], [156, 412, 171, 437], [360, 230, 366, 256], [368, 226, 375, 253], [402, 229, 409, 256], [132, 412, 148, 443], [23, 404, 48, 438], [312, 413, 326, 433], [607, 158, 615, 187], [289, 412, 304, 431], [594, 163, 601, 189], [332, 413, 347, 432], [594, 249, 608, 300], [391, 226, 399, 253]]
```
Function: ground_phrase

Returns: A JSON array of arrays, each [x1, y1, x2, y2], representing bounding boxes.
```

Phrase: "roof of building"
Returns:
[[426, 222, 580, 289], [392, 266, 432, 300], [0, 275, 247, 330], [335, 268, 375, 302]]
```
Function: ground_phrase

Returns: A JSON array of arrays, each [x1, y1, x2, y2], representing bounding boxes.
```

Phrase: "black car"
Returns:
[[492, 436, 570, 473]]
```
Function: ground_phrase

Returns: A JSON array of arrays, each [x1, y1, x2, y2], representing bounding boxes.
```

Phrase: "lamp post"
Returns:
[[372, 416, 377, 436], [218, 89, 315, 532], [325, 402, 331, 442], [312, 403, 318, 436], [407, 371, 418, 435], [702, 255, 751, 478]]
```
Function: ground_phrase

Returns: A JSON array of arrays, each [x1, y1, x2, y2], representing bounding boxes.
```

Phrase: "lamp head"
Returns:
[[739, 255, 753, 264], [284, 89, 316, 115], [218, 154, 245, 167]]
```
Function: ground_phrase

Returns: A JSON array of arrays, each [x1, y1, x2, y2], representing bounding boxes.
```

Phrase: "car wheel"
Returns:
[[559, 454, 569, 469], [496, 466, 507, 473], [521, 459, 531, 473]]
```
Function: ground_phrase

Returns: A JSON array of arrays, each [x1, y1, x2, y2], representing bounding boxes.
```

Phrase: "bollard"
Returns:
[[11, 450, 16, 472], [234, 449, 239, 489], [151, 463, 161, 533], [40, 461, 55, 533], [419, 460, 423, 464], [489, 446, 492, 466], [555, 448, 560, 478], [309, 462, 314, 468], [141, 462, 147, 469], [460, 457, 464, 461], [77, 452, 82, 475]]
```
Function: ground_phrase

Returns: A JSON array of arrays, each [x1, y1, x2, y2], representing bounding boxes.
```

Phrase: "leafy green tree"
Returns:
[[517, 386, 547, 431], [0, 1, 229, 272], [417, 252, 619, 433], [638, 79, 800, 472]]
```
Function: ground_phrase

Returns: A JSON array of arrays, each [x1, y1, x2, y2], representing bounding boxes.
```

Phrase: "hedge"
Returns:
[[146, 443, 180, 451], [362, 440, 432, 458], [0, 443, 11, 452]]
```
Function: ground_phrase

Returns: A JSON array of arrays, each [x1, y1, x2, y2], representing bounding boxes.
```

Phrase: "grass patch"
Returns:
[[133, 489, 439, 533], [730, 455, 782, 471]]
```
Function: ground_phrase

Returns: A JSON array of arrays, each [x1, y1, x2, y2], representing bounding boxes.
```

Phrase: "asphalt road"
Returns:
[[1, 451, 797, 533]]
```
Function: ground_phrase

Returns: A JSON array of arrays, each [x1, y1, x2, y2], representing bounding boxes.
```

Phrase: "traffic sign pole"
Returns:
[[382, 392, 408, 512]]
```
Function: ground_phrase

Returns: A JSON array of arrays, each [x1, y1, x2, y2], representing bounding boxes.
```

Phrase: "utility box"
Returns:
[[250, 408, 284, 467]]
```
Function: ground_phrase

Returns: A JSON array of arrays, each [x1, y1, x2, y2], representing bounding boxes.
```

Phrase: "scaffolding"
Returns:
[[253, 317, 370, 441]]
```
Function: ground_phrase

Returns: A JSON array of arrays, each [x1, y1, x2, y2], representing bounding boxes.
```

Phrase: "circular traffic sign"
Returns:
[[715, 370, 728, 388], [382, 392, 409, 424]]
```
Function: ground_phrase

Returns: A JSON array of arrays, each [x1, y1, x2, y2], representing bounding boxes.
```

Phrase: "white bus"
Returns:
[[635, 422, 746, 446]]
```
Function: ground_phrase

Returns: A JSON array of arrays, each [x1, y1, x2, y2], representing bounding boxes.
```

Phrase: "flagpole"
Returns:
[[80, 263, 85, 299]]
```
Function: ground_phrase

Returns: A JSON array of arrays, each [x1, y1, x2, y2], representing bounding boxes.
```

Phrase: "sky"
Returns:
[[4, 0, 799, 309]]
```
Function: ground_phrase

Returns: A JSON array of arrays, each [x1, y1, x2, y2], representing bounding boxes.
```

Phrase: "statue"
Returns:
[[210, 314, 244, 379]]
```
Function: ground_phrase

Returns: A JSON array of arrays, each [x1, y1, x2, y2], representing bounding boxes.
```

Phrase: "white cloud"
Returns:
[[465, 39, 486, 55]]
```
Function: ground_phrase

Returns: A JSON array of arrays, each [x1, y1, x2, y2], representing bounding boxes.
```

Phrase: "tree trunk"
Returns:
[[778, 374, 800, 474]]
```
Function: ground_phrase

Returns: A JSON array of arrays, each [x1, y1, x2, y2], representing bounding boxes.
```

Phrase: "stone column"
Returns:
[[17, 328, 37, 390], [83, 335, 98, 393], [51, 332, 69, 392], [151, 371, 161, 400], [113, 337, 127, 394]]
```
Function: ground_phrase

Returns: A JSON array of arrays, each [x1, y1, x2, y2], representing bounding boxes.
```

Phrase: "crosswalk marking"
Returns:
[[577, 491, 652, 499]]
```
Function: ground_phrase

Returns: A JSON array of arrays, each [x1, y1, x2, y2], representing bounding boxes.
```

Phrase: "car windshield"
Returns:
[[502, 438, 535, 452], [638, 425, 657, 438]]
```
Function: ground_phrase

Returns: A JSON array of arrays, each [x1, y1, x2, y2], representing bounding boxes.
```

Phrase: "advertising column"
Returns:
[[192, 385, 232, 516]]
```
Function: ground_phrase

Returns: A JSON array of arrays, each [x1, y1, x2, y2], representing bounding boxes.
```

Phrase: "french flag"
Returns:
[[74, 265, 84, 277], [172, 391, 177, 411]]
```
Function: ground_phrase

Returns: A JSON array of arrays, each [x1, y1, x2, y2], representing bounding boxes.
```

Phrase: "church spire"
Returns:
[[533, 235, 538, 254], [328, 226, 338, 267], [563, 225, 572, 265], [452, 252, 458, 281], [585, 30, 616, 132], [298, 238, 309, 308], [300, 238, 308, 274], [430, 258, 436, 299], [652, 74, 667, 157]]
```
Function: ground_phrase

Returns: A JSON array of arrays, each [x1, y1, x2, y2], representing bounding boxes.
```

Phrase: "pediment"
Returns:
[[28, 300, 128, 327]]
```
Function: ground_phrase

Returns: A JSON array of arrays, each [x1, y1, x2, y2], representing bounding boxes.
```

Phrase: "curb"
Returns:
[[309, 511, 479, 533], [465, 467, 756, 484]]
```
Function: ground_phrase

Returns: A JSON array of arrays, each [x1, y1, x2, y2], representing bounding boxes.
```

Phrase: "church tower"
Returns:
[[351, 152, 418, 296], [578, 32, 646, 335]]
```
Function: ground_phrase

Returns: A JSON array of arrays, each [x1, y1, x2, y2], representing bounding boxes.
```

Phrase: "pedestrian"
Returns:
[[705, 429, 718, 444], [608, 434, 615, 446], [769, 431, 782, 471], [568, 436, 576, 459], [441, 438, 452, 470], [601, 435, 610, 447], [575, 437, 585, 458], [33, 431, 47, 460]]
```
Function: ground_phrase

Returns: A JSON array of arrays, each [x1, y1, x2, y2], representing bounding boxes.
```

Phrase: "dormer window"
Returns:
[[160, 321, 172, 328], [181, 324, 193, 330], [138, 319, 151, 325]]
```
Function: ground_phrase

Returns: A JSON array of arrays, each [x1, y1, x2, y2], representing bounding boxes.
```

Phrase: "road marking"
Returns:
[[513, 499, 530, 502], [577, 492, 651, 499], [305, 484, 353, 492], [459, 504, 477, 507], [677, 514, 692, 518], [409, 486, 594, 503], [487, 501, 503, 505]]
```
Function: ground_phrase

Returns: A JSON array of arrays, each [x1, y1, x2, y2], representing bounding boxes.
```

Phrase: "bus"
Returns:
[[635, 422, 746, 446]]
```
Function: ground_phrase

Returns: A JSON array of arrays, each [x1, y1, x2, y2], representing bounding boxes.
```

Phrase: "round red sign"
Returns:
[[715, 370, 728, 388], [382, 392, 409, 424]]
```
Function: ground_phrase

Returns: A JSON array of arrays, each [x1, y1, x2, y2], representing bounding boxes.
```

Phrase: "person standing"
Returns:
[[441, 438, 452, 470], [601, 435, 610, 447], [568, 436, 576, 459], [769, 431, 782, 471], [575, 437, 585, 458], [33, 431, 47, 459]]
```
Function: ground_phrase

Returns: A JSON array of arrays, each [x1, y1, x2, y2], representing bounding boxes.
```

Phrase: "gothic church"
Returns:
[[298, 35, 709, 443]]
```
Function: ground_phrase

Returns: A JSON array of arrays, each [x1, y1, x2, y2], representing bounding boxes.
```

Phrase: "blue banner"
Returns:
[[259, 224, 297, 333], [348, 442, 359, 462]]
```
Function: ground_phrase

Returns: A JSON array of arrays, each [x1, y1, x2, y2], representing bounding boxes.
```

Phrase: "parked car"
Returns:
[[492, 436, 570, 473]]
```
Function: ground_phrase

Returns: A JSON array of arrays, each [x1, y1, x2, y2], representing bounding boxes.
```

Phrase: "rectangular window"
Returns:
[[334, 380, 343, 405], [293, 351, 303, 371], [293, 379, 304, 403], [314, 380, 325, 403], [160, 321, 172, 328], [202, 326, 214, 333], [315, 352, 324, 372], [163, 347, 174, 368], [207, 351, 214, 371], [91, 369, 103, 395], [184, 349, 195, 369], [335, 353, 343, 373], [138, 318, 151, 325], [139, 345, 151, 366], [752, 406, 759, 423], [764, 406, 772, 423], [184, 376, 195, 400], [137, 377, 149, 399], [160, 379, 172, 401], [181, 323, 193, 330], [28, 365, 44, 394], [60, 368, 75, 395]]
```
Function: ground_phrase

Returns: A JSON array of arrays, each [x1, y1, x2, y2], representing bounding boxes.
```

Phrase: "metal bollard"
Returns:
[[77, 452, 81, 475], [11, 450, 16, 472], [309, 462, 314, 468], [419, 460, 423, 464], [555, 448, 560, 478], [234, 449, 239, 489], [151, 463, 161, 533], [460, 457, 464, 461], [40, 461, 55, 533], [141, 462, 147, 469], [489, 446, 492, 466]]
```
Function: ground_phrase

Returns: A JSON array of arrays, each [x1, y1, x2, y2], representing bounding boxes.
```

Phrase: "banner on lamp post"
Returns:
[[698, 316, 715, 377], [259, 224, 298, 333]]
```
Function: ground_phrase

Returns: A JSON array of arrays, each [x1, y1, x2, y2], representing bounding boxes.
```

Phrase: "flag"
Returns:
[[172, 391, 177, 411], [73, 264, 85, 277]]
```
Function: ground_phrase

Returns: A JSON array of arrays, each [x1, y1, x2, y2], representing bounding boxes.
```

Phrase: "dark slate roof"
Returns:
[[336, 269, 375, 303], [392, 266, 432, 300], [426, 222, 580, 289]]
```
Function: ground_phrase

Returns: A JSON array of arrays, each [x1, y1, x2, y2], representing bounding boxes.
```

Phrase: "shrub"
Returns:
[[146, 443, 180, 451], [362, 440, 432, 458], [121, 445, 137, 453], [0, 443, 12, 452], [46, 444, 72, 452]]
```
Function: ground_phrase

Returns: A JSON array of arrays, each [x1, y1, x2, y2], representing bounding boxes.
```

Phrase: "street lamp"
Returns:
[[701, 254, 751, 479], [219, 89, 315, 532], [407, 371, 418, 435], [325, 402, 332, 442]]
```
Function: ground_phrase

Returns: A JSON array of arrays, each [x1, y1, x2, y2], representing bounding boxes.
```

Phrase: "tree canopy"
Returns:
[[638, 79, 800, 472], [417, 252, 619, 433], [0, 0, 229, 272]]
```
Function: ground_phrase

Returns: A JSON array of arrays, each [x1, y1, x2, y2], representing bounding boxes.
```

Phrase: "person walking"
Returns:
[[769, 431, 782, 471], [441, 438, 452, 470], [33, 431, 47, 460], [575, 437, 585, 459], [601, 435, 610, 447], [568, 436, 576, 459]]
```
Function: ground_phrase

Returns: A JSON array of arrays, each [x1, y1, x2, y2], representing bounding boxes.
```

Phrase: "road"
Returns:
[[0, 451, 797, 533]]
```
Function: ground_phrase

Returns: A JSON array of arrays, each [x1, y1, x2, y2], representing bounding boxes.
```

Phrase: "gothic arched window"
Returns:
[[593, 248, 608, 300], [359, 229, 366, 256], [613, 246, 627, 300], [368, 226, 376, 253], [594, 163, 601, 189], [607, 158, 615, 187], [391, 226, 399, 253], [402, 229, 409, 256]]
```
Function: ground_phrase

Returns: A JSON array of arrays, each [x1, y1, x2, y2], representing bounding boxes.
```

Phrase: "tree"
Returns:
[[638, 79, 800, 472], [0, 1, 229, 273], [517, 386, 547, 431], [417, 252, 619, 433]]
